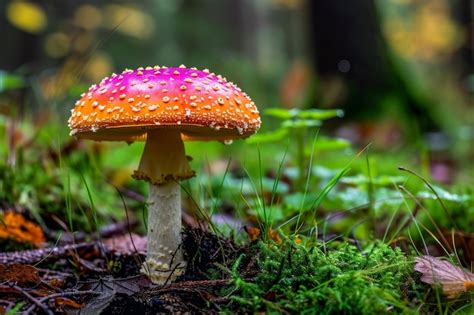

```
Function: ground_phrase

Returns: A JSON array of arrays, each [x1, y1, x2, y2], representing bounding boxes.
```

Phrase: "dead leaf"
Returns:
[[0, 285, 20, 294], [55, 297, 83, 309], [414, 256, 474, 298], [103, 233, 147, 255], [68, 291, 114, 315], [30, 288, 52, 297], [70, 275, 151, 315], [77, 257, 106, 273], [48, 278, 66, 288], [0, 264, 40, 285]]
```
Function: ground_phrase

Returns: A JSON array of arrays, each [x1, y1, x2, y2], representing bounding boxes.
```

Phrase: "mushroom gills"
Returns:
[[133, 129, 195, 185]]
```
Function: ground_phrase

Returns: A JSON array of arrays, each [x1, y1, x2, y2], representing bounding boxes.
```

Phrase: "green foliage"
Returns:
[[0, 122, 131, 234], [0, 155, 120, 231], [416, 186, 474, 233], [245, 128, 288, 144], [265, 108, 344, 121], [248, 108, 345, 146], [248, 107, 346, 191], [227, 240, 414, 314], [0, 70, 25, 92], [304, 136, 351, 152]]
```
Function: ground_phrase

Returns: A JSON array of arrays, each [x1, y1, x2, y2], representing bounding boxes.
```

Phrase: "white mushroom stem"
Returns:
[[134, 129, 194, 284], [143, 181, 184, 283]]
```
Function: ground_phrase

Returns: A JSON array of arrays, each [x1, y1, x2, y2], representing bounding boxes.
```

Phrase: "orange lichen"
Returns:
[[245, 226, 261, 241], [0, 211, 45, 247], [294, 235, 302, 245], [245, 226, 282, 245], [268, 229, 282, 245], [465, 281, 474, 291]]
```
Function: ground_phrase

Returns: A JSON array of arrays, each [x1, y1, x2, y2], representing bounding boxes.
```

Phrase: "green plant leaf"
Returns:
[[246, 128, 288, 144], [417, 186, 471, 202], [340, 174, 406, 186], [0, 70, 25, 92], [266, 108, 344, 120], [282, 118, 322, 129], [305, 136, 351, 152]]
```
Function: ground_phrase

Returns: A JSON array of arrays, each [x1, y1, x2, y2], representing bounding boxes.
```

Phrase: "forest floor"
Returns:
[[1, 114, 473, 314]]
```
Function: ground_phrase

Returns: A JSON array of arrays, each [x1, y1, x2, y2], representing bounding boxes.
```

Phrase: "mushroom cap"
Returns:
[[68, 65, 261, 142]]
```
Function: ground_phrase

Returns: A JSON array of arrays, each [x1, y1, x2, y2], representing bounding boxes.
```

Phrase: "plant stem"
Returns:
[[296, 128, 306, 190]]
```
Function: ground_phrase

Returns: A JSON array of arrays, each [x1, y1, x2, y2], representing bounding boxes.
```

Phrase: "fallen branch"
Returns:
[[9, 283, 53, 315], [0, 243, 94, 265]]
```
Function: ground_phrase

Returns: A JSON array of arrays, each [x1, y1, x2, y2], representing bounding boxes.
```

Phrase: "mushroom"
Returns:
[[68, 65, 261, 283]]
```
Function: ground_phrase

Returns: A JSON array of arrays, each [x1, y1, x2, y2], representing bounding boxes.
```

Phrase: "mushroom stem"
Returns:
[[135, 130, 194, 283], [142, 181, 185, 283]]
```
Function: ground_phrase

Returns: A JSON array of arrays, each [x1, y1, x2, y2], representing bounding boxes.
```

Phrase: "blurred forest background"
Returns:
[[0, 0, 473, 182]]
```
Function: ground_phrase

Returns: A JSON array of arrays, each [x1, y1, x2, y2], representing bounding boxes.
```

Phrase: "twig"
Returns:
[[150, 278, 236, 294], [0, 299, 15, 310], [77, 274, 145, 285], [35, 267, 73, 278], [39, 290, 100, 302], [24, 290, 100, 314], [0, 243, 93, 265], [9, 283, 53, 315]]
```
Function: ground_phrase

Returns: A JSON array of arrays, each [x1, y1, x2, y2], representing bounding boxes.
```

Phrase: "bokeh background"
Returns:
[[0, 0, 473, 184]]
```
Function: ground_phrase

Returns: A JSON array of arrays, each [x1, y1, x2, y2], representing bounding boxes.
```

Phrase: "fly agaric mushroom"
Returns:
[[68, 65, 261, 283]]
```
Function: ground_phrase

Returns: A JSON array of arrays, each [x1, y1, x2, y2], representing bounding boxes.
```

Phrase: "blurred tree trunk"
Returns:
[[0, 1, 40, 71], [455, 0, 473, 78], [307, 0, 436, 132]]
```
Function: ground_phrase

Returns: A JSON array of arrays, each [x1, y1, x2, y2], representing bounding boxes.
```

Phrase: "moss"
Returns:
[[227, 240, 414, 314]]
